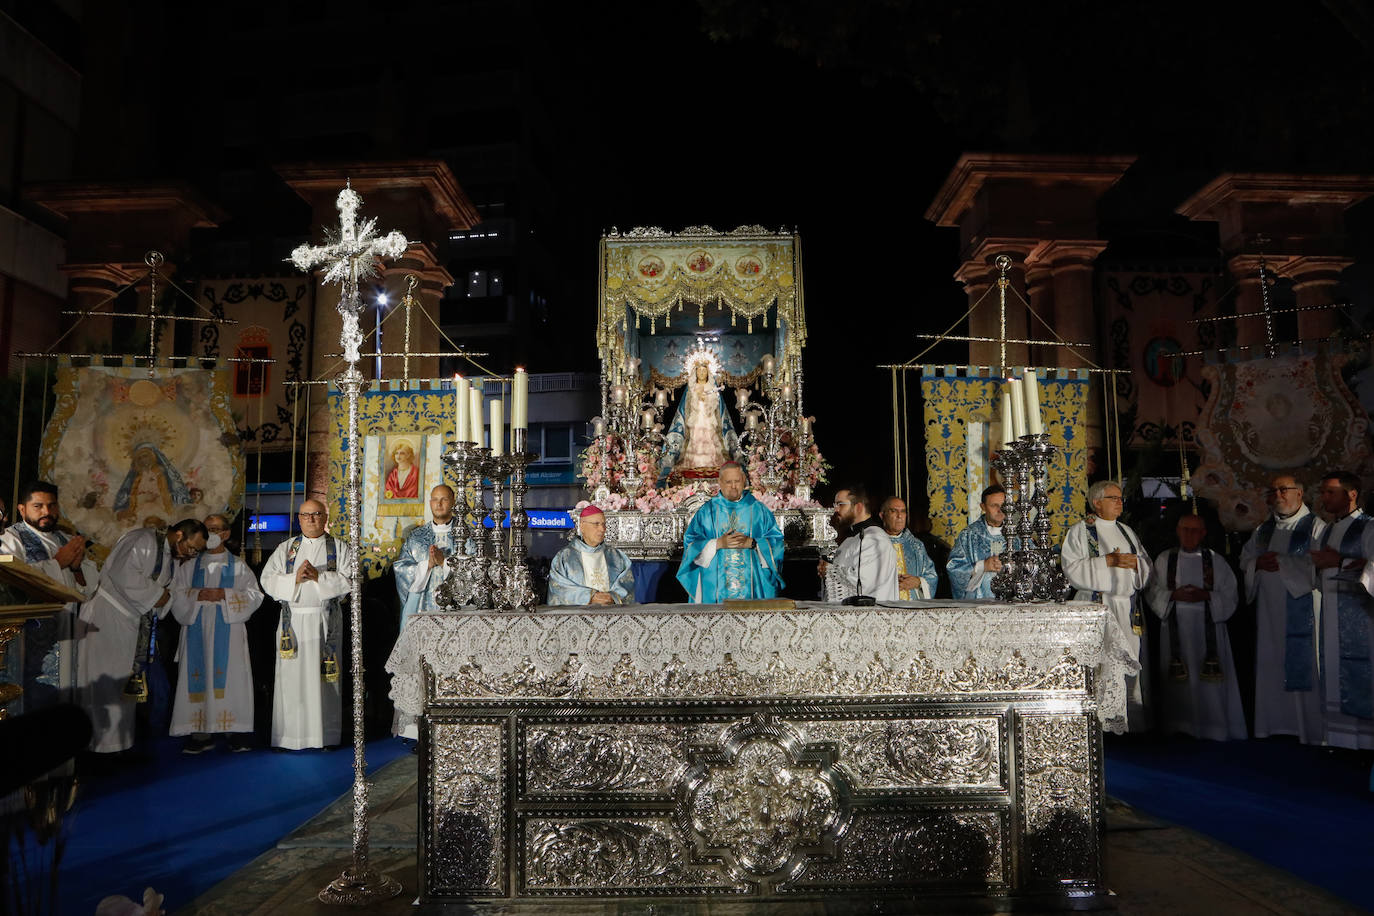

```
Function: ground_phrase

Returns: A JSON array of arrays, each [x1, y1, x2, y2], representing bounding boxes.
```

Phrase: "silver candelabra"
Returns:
[[990, 433, 1070, 603], [435, 431, 541, 612], [738, 353, 809, 495], [595, 356, 665, 498]]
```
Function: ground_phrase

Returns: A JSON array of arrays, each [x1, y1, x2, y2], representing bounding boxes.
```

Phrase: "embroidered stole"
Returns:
[[1085, 521, 1145, 634], [280, 535, 342, 682], [1164, 549, 1222, 682], [123, 535, 167, 703], [1317, 515, 1373, 718], [186, 553, 236, 701], [1256, 513, 1318, 691], [892, 537, 910, 600], [11, 523, 66, 564]]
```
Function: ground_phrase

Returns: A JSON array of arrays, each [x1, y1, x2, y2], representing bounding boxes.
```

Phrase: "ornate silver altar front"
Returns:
[[389, 603, 1125, 907], [604, 504, 835, 561]]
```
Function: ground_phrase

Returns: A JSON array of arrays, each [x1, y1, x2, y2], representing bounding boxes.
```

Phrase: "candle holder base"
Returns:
[[318, 866, 402, 906]]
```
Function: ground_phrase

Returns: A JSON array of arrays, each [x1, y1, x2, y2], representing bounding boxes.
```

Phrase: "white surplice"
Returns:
[[166, 551, 263, 736], [1147, 548, 1246, 740], [824, 521, 898, 602], [1062, 518, 1152, 731], [77, 527, 174, 753], [1317, 513, 1374, 750], [260, 535, 353, 750], [1239, 506, 1325, 743], [0, 521, 100, 704]]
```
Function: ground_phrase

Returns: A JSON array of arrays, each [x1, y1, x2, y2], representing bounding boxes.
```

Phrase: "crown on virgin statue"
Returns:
[[682, 343, 722, 378]]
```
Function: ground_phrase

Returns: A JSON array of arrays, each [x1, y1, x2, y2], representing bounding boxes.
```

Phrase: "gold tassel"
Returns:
[[1169, 656, 1189, 681], [122, 671, 148, 702], [1200, 656, 1224, 682], [321, 651, 339, 683], [747, 318, 753, 334], [698, 303, 704, 326], [279, 629, 298, 659]]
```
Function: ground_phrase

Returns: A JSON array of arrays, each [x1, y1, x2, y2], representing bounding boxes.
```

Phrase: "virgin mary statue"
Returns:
[[657, 348, 742, 481]]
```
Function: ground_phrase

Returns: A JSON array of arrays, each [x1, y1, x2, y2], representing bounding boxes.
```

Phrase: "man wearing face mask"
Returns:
[[78, 518, 208, 754], [166, 514, 264, 754]]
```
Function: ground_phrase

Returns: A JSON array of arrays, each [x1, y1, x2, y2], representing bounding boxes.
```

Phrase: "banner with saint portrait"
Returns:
[[38, 363, 245, 553], [326, 383, 457, 574], [922, 368, 1089, 546]]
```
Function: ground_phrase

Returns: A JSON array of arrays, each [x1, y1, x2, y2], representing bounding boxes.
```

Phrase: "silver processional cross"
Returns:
[[290, 182, 407, 906]]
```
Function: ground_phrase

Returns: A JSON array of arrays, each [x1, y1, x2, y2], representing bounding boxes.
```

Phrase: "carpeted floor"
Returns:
[[179, 756, 1368, 916]]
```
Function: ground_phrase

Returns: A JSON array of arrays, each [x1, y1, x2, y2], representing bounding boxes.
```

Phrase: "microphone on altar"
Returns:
[[840, 527, 876, 607]]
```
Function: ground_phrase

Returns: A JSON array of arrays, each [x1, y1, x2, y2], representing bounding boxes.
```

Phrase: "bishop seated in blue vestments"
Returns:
[[677, 463, 785, 602], [547, 504, 635, 606]]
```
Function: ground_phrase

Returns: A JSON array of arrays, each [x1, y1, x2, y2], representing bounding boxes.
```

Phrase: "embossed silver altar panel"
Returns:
[[799, 716, 1006, 791], [1016, 711, 1104, 888], [522, 817, 747, 894], [423, 720, 506, 897]]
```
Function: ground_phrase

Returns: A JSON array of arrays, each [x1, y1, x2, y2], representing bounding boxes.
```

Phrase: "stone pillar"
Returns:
[[954, 261, 997, 369], [1226, 256, 1272, 353], [1283, 256, 1350, 342], [1025, 262, 1054, 369], [1045, 242, 1108, 448], [57, 264, 138, 355], [381, 241, 455, 384]]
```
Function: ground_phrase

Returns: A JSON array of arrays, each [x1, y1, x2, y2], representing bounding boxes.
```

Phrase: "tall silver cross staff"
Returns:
[[291, 182, 407, 906]]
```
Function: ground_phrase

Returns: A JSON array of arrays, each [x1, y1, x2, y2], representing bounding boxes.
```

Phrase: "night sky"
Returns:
[[70, 0, 1374, 502]]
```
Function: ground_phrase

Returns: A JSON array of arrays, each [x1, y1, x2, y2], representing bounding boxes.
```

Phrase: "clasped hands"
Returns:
[[718, 530, 753, 550], [1104, 548, 1138, 570], [428, 544, 448, 567], [295, 559, 320, 584], [196, 587, 226, 602], [1170, 584, 1209, 602], [54, 535, 87, 569], [1310, 546, 1363, 572]]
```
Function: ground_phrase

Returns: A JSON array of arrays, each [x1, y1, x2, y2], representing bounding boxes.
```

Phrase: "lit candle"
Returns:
[[641, 408, 654, 430], [592, 416, 605, 437], [611, 384, 626, 405], [454, 374, 468, 442], [1000, 391, 1014, 445], [1023, 368, 1043, 436], [469, 381, 483, 446], [512, 366, 529, 430], [761, 353, 776, 375], [781, 383, 793, 402], [490, 398, 504, 456], [1008, 378, 1026, 439], [747, 413, 758, 431], [655, 388, 668, 409]]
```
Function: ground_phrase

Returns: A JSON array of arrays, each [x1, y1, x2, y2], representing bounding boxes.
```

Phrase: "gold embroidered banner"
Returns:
[[327, 385, 459, 575], [598, 226, 805, 363], [39, 364, 244, 552], [923, 369, 1089, 546], [1194, 350, 1374, 531]]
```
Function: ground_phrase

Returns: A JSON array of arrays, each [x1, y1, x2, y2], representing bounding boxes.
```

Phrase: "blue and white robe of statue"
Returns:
[[946, 519, 1007, 599], [657, 388, 743, 482], [890, 529, 938, 600], [394, 522, 455, 630], [677, 491, 784, 603], [547, 537, 635, 605]]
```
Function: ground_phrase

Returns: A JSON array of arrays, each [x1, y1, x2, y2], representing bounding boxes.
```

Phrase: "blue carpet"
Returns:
[[1104, 734, 1374, 911], [52, 736, 410, 916]]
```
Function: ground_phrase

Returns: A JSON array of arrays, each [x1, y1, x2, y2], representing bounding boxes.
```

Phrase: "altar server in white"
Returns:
[[821, 486, 897, 602], [0, 481, 99, 705], [879, 496, 938, 600], [1062, 480, 1151, 731], [1147, 514, 1246, 740], [1240, 474, 1324, 743], [167, 515, 263, 753], [1310, 471, 1374, 750], [78, 519, 207, 753], [261, 499, 353, 750], [547, 505, 635, 605], [946, 485, 1007, 599], [394, 485, 459, 628]]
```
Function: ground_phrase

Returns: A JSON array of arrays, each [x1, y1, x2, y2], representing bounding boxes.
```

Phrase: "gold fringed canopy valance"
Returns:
[[598, 225, 806, 365]]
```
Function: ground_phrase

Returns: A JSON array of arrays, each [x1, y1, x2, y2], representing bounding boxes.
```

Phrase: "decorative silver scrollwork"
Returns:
[[802, 719, 1002, 789]]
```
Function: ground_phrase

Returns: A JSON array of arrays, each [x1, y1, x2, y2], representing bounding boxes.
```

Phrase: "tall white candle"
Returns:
[[512, 367, 529, 430], [469, 382, 484, 446], [489, 398, 504, 456], [1024, 368, 1043, 435], [454, 375, 469, 443], [1008, 378, 1026, 439], [1000, 391, 1014, 445]]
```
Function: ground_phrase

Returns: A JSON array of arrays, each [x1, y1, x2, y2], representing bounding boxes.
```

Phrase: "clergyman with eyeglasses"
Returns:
[[259, 499, 354, 750], [1062, 480, 1152, 732], [1239, 474, 1324, 744]]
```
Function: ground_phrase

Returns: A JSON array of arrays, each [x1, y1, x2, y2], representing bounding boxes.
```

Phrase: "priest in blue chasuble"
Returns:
[[677, 463, 784, 602], [548, 505, 635, 605], [394, 485, 459, 630]]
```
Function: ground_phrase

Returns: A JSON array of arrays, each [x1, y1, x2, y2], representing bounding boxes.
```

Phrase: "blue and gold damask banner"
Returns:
[[923, 368, 1088, 546], [327, 383, 459, 575]]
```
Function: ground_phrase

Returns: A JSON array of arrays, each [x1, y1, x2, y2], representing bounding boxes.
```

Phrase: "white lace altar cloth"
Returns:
[[386, 600, 1137, 733]]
